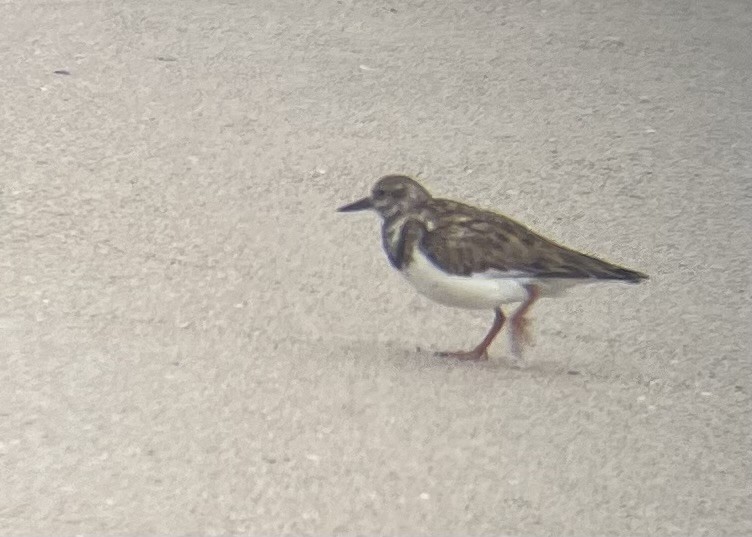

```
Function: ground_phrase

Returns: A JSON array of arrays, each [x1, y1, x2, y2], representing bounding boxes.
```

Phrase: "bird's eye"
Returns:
[[374, 188, 385, 198]]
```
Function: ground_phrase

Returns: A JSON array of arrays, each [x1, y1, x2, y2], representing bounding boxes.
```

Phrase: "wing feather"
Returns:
[[418, 203, 647, 282]]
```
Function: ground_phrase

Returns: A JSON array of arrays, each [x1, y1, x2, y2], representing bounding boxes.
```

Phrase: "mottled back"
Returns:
[[396, 198, 647, 282]]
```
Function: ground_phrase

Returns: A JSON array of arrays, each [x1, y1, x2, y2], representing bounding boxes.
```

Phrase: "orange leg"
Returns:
[[436, 308, 506, 361], [508, 285, 541, 366]]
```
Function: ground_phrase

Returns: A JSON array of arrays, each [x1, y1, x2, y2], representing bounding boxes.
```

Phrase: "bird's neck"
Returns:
[[381, 211, 431, 270], [382, 214, 409, 269]]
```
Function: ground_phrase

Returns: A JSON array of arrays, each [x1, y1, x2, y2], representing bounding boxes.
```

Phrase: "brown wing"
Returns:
[[419, 203, 648, 282]]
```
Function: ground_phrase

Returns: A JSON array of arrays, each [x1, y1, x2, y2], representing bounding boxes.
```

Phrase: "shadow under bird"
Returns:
[[337, 175, 648, 366]]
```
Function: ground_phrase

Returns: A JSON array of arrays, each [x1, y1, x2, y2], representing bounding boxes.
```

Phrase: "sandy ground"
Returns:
[[1, 0, 751, 535]]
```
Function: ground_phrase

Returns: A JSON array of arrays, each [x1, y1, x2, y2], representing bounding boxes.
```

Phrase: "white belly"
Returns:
[[400, 249, 582, 310], [400, 250, 529, 309]]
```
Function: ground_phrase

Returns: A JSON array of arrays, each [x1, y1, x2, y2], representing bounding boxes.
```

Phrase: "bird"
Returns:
[[337, 174, 648, 366]]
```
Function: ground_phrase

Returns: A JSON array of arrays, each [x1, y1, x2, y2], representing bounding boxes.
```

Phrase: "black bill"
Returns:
[[337, 197, 373, 212]]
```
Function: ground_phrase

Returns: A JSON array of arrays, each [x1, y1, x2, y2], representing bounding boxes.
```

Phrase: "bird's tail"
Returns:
[[605, 265, 649, 283], [559, 248, 649, 282]]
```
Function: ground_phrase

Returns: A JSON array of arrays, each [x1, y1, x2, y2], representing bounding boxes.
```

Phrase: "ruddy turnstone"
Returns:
[[338, 175, 648, 365]]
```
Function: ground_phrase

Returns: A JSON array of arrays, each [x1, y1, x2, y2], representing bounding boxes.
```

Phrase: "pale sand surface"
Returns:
[[1, 0, 750, 534]]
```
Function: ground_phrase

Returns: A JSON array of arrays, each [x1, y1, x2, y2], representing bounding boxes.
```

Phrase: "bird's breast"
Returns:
[[381, 217, 410, 268]]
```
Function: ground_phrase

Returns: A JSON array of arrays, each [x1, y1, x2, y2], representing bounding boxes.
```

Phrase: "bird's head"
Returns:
[[337, 175, 431, 219]]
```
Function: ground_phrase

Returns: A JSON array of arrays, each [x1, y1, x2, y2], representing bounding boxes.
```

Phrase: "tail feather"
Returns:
[[603, 265, 649, 283], [553, 248, 649, 283], [577, 253, 649, 283]]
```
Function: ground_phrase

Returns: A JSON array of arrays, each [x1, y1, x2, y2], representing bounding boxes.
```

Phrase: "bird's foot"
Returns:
[[435, 348, 489, 361], [511, 315, 534, 346], [507, 354, 527, 369], [509, 315, 534, 357]]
